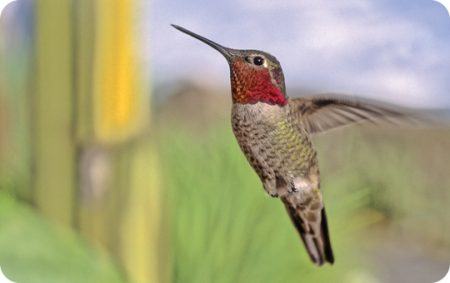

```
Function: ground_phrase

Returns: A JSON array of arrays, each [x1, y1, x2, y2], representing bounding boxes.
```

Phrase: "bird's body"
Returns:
[[232, 100, 333, 264], [173, 24, 411, 266], [232, 101, 317, 198]]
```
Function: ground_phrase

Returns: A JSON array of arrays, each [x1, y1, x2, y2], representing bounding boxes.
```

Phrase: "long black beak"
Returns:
[[172, 24, 233, 60]]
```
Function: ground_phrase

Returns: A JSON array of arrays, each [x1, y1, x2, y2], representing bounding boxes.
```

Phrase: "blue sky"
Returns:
[[1, 0, 449, 107], [147, 0, 450, 107]]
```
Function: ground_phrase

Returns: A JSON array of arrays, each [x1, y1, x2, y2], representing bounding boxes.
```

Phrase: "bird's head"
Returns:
[[172, 25, 287, 106]]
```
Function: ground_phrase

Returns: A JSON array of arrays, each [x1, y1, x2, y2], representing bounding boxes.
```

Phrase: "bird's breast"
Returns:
[[231, 102, 286, 128], [231, 102, 285, 151], [231, 102, 316, 176]]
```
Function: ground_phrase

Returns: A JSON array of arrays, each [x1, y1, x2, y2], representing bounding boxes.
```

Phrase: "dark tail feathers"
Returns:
[[284, 203, 334, 266]]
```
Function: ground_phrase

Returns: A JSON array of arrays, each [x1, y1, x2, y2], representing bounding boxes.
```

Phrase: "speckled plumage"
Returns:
[[232, 102, 317, 196], [173, 24, 412, 266], [231, 101, 333, 265]]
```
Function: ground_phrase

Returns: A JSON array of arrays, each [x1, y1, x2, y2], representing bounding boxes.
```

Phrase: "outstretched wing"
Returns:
[[289, 95, 415, 134]]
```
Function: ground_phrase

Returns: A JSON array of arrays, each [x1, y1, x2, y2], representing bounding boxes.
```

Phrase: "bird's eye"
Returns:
[[253, 56, 264, 66]]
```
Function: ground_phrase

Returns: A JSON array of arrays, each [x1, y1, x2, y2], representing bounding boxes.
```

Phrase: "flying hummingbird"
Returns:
[[172, 24, 411, 266]]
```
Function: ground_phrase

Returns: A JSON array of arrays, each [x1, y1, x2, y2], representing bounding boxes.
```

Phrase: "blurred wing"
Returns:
[[289, 95, 414, 134]]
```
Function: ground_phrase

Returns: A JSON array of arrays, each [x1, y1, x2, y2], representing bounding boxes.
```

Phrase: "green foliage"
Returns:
[[158, 127, 377, 283], [0, 191, 126, 283], [315, 128, 450, 246]]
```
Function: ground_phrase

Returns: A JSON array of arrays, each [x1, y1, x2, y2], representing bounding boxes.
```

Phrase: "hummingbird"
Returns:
[[172, 24, 410, 266]]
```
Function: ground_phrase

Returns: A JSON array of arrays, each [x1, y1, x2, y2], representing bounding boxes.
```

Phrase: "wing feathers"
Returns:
[[289, 95, 417, 134]]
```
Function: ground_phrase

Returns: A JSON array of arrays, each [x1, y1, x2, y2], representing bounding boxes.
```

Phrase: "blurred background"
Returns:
[[0, 0, 449, 282]]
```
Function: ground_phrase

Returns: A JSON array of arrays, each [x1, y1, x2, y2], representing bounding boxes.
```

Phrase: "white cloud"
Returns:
[[236, 0, 450, 106]]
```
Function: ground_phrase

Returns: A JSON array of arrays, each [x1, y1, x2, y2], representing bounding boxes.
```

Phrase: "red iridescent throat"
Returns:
[[230, 60, 287, 106]]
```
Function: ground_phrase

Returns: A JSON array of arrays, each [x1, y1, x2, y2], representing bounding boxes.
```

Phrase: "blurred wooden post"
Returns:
[[33, 1, 163, 281], [74, 0, 163, 282], [34, 0, 76, 226]]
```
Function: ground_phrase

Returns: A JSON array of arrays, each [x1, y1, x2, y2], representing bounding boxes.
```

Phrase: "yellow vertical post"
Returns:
[[74, 0, 95, 141], [75, 0, 162, 282], [93, 0, 145, 143], [34, 0, 76, 226], [75, 0, 113, 250], [118, 141, 162, 283]]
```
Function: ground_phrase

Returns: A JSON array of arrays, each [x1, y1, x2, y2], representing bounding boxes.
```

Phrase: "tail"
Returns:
[[283, 200, 334, 266]]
